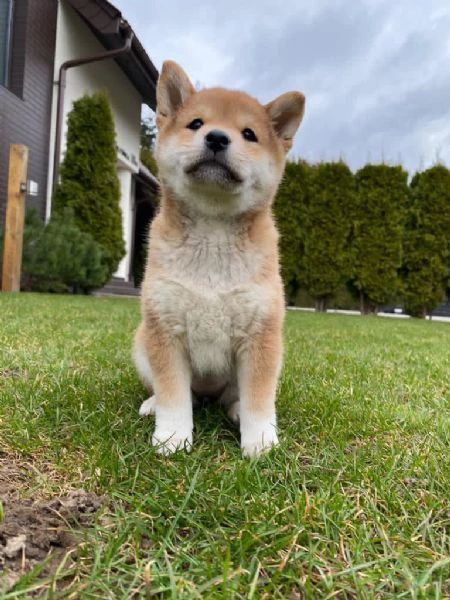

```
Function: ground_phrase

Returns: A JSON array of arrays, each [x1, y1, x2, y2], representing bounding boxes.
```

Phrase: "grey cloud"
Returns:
[[223, 3, 388, 97], [113, 0, 450, 174]]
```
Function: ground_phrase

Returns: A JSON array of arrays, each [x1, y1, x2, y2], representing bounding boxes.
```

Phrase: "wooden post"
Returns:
[[1, 144, 29, 292]]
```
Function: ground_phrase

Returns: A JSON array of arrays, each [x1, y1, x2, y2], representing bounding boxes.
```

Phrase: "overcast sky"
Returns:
[[113, 0, 450, 175]]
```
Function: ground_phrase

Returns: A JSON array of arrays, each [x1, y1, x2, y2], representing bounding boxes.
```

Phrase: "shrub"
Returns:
[[19, 209, 108, 293], [273, 160, 311, 304], [53, 91, 124, 279], [140, 147, 158, 176], [140, 116, 158, 175], [301, 161, 354, 311], [141, 116, 157, 150], [401, 165, 450, 317], [351, 165, 409, 313]]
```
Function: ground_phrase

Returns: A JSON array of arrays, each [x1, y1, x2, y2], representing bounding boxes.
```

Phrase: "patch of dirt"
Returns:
[[0, 367, 23, 379], [0, 457, 106, 594]]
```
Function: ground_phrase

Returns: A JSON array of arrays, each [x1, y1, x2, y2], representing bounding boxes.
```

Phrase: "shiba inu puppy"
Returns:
[[133, 60, 305, 456]]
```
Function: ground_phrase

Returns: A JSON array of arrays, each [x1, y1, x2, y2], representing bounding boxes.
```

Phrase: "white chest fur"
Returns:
[[149, 218, 271, 377]]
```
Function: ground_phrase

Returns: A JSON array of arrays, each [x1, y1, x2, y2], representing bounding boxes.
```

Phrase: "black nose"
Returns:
[[205, 129, 230, 153]]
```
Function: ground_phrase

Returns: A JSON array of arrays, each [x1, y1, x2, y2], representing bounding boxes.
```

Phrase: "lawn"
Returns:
[[0, 293, 449, 599]]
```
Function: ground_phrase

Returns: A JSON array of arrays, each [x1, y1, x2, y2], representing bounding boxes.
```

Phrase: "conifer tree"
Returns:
[[273, 161, 310, 304], [401, 165, 450, 317], [351, 164, 409, 313], [53, 91, 124, 279], [302, 161, 354, 311], [140, 115, 158, 175]]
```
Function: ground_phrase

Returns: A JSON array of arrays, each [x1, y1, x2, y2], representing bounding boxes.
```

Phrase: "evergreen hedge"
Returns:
[[273, 160, 310, 304], [351, 165, 409, 313], [53, 91, 124, 280], [273, 160, 449, 316], [301, 161, 354, 311], [401, 165, 450, 317], [140, 115, 158, 175]]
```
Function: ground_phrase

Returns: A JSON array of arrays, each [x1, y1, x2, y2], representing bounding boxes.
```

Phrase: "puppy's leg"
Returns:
[[139, 396, 156, 416], [237, 320, 282, 457], [133, 323, 155, 416], [140, 316, 193, 455], [219, 379, 240, 424]]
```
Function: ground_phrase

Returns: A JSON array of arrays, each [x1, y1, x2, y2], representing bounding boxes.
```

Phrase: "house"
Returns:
[[0, 0, 159, 291]]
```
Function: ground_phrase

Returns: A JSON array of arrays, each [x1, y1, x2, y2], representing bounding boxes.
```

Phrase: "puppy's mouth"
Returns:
[[185, 159, 243, 186]]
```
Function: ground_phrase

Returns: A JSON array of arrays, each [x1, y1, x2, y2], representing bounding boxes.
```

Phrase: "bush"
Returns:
[[141, 116, 157, 150], [140, 147, 158, 176], [53, 91, 124, 279], [273, 160, 311, 304], [401, 165, 450, 317], [18, 209, 108, 293], [140, 116, 158, 176], [351, 164, 409, 313], [301, 161, 354, 311]]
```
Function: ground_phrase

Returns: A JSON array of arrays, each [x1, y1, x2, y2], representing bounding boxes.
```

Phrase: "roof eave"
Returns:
[[65, 0, 159, 109]]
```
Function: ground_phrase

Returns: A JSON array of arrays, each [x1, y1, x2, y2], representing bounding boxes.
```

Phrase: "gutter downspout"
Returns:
[[52, 26, 134, 196]]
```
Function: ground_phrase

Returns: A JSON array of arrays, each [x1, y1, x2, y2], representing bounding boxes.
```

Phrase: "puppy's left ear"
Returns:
[[265, 92, 305, 152]]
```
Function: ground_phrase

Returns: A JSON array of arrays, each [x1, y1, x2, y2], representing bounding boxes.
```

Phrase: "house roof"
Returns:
[[66, 0, 159, 109]]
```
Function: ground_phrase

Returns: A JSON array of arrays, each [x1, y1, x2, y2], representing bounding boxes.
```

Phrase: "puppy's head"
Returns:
[[155, 61, 305, 216]]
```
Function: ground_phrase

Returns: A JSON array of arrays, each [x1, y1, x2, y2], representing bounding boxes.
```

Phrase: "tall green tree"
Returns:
[[351, 164, 409, 314], [301, 161, 354, 311], [53, 91, 124, 279], [140, 114, 158, 176], [401, 165, 450, 317], [273, 160, 311, 304], [140, 115, 157, 150]]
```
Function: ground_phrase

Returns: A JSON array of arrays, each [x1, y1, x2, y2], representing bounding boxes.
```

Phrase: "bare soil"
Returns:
[[0, 456, 106, 594]]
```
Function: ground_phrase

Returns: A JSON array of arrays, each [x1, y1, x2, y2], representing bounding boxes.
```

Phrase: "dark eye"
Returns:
[[242, 128, 258, 142], [187, 118, 204, 130]]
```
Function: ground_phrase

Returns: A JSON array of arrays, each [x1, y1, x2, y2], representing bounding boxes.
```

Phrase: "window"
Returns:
[[0, 0, 14, 87]]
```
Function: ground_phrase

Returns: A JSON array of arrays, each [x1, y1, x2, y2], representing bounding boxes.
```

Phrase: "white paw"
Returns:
[[227, 401, 240, 424], [241, 421, 279, 458], [139, 395, 156, 416], [152, 428, 193, 455]]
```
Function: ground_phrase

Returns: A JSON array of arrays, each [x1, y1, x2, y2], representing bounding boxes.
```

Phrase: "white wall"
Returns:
[[115, 168, 134, 280], [46, 0, 143, 280]]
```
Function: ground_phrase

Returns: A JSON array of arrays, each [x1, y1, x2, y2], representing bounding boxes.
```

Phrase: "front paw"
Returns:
[[227, 401, 240, 424], [152, 427, 193, 455], [139, 395, 156, 416], [241, 421, 278, 458]]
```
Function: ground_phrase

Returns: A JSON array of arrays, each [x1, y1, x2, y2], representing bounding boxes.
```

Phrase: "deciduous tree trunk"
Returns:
[[315, 297, 328, 312], [360, 291, 378, 315]]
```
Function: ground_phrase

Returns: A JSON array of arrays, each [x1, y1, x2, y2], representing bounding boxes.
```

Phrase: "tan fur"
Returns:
[[133, 60, 305, 456]]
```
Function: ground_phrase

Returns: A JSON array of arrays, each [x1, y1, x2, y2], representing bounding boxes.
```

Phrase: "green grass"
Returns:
[[0, 293, 449, 599]]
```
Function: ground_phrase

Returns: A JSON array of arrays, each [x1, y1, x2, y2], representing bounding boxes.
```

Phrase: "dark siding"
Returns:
[[8, 0, 27, 97], [0, 0, 57, 230]]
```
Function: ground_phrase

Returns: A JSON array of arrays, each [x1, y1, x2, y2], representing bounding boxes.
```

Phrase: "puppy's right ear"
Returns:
[[156, 61, 195, 125], [265, 91, 305, 153]]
